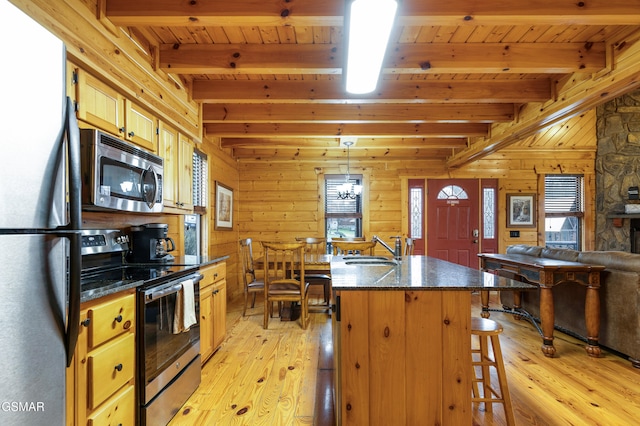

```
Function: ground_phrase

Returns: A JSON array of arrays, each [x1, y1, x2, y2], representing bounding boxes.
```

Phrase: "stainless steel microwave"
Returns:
[[80, 129, 164, 213]]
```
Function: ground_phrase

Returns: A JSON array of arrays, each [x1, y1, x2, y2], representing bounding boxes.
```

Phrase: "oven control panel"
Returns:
[[81, 229, 130, 255]]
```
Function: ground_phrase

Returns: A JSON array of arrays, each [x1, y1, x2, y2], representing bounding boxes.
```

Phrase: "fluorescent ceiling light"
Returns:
[[345, 0, 398, 94]]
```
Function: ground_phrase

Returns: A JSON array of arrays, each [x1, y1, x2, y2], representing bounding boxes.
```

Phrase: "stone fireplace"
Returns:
[[595, 88, 640, 252]]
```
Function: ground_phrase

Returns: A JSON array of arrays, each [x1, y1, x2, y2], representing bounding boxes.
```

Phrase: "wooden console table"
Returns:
[[478, 253, 605, 358]]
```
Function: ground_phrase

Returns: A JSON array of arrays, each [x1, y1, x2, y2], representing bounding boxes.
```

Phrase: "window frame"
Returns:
[[544, 174, 584, 250], [324, 174, 363, 242]]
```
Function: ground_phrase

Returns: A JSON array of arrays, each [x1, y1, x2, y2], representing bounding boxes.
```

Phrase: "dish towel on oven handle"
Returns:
[[173, 279, 197, 333]]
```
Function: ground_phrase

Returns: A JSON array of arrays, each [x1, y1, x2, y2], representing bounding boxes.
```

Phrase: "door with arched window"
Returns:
[[427, 179, 480, 268]]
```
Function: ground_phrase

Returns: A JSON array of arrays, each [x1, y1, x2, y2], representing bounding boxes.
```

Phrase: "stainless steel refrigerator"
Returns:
[[0, 2, 81, 424]]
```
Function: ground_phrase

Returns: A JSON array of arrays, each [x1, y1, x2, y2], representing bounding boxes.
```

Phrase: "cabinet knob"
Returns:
[[118, 127, 125, 133], [81, 318, 91, 327], [114, 363, 123, 372], [115, 314, 123, 323], [128, 131, 135, 137]]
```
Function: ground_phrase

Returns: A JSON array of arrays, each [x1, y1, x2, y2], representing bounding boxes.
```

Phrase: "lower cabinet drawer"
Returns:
[[88, 333, 135, 409], [88, 294, 135, 348], [88, 385, 135, 426]]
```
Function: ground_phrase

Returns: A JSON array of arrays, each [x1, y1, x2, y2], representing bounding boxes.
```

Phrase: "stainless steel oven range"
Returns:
[[138, 269, 203, 426]]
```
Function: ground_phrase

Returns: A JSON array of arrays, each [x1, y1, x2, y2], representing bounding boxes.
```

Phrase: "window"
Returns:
[[192, 148, 208, 213], [325, 175, 363, 243], [545, 175, 583, 250], [409, 186, 423, 239], [437, 184, 468, 200], [483, 187, 496, 239]]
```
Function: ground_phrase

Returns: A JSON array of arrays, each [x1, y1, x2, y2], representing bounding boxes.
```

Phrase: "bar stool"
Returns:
[[471, 317, 516, 426]]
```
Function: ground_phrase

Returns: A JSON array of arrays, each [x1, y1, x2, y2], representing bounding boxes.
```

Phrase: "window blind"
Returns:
[[192, 149, 208, 209], [545, 175, 583, 213], [325, 175, 362, 214]]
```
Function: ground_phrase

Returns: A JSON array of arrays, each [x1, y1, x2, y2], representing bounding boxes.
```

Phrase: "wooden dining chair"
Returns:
[[404, 237, 415, 255], [239, 238, 265, 316], [261, 241, 310, 329], [296, 237, 332, 312], [332, 240, 377, 256]]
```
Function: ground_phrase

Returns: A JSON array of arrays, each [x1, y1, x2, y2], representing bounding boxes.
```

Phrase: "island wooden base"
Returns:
[[334, 290, 472, 425]]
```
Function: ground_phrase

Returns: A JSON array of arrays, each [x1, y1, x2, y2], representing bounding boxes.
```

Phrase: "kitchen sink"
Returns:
[[344, 260, 398, 266], [341, 256, 391, 261]]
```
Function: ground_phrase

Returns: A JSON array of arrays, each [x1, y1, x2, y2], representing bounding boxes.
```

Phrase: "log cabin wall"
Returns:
[[237, 110, 598, 261]]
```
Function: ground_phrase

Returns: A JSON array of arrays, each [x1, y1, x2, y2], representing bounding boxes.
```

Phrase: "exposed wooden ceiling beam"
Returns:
[[204, 122, 489, 138], [192, 79, 553, 104], [220, 137, 469, 149], [229, 147, 463, 161], [160, 42, 605, 75], [105, 0, 640, 26], [203, 103, 515, 123]]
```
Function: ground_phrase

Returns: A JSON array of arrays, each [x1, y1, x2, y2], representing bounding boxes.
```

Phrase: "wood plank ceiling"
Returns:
[[104, 0, 640, 167]]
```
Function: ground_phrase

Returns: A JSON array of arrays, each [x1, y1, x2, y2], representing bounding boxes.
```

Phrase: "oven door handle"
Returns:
[[146, 283, 182, 303], [144, 274, 203, 303]]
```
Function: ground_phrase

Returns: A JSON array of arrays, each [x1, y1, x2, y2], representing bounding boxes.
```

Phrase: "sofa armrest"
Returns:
[[578, 251, 640, 272]]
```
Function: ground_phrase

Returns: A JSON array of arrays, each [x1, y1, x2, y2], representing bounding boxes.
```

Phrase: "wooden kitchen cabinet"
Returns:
[[67, 291, 136, 426], [159, 121, 194, 211], [199, 262, 227, 364], [75, 69, 125, 138], [74, 67, 158, 152], [124, 99, 158, 152]]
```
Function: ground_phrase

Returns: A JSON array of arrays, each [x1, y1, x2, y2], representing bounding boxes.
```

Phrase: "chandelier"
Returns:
[[337, 140, 362, 199]]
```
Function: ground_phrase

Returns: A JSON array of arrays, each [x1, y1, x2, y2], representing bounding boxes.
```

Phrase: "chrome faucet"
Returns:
[[372, 235, 402, 260]]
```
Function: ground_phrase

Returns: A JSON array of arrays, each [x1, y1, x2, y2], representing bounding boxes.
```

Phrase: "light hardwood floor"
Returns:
[[168, 291, 640, 425]]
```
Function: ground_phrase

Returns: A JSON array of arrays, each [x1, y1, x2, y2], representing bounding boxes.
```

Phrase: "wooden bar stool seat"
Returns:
[[471, 317, 516, 426]]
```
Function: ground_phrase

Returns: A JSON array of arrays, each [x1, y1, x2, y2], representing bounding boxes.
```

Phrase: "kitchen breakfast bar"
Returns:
[[330, 255, 537, 426]]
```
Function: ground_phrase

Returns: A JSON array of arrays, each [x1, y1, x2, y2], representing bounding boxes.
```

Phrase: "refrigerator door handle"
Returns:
[[63, 96, 82, 367]]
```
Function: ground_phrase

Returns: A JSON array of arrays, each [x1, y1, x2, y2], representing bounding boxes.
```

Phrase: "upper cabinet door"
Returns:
[[158, 122, 193, 211], [76, 70, 125, 138], [158, 121, 179, 208], [178, 133, 194, 211], [124, 99, 158, 152]]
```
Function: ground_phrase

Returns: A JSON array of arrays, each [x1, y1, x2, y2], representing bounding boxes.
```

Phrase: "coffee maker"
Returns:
[[128, 223, 176, 262]]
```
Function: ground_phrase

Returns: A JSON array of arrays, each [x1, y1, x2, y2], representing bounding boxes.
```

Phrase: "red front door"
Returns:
[[427, 179, 480, 268]]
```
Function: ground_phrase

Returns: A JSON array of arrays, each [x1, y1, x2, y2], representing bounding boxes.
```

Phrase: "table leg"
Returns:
[[512, 290, 526, 320], [584, 283, 601, 357], [480, 290, 490, 318], [539, 286, 556, 357]]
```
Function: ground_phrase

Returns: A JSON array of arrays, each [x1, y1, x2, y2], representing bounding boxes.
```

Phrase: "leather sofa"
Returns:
[[498, 244, 640, 367]]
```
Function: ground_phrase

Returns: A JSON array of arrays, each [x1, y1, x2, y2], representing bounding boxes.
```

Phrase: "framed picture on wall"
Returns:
[[215, 181, 233, 230], [507, 193, 536, 228]]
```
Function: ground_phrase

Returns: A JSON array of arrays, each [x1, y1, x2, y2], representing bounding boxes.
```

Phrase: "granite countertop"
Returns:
[[330, 255, 537, 291], [128, 255, 229, 268], [80, 255, 229, 303]]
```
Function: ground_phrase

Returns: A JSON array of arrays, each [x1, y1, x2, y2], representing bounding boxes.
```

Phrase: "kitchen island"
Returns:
[[330, 255, 536, 426]]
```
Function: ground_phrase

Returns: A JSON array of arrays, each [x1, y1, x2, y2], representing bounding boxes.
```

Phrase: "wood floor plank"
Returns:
[[169, 291, 640, 426]]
